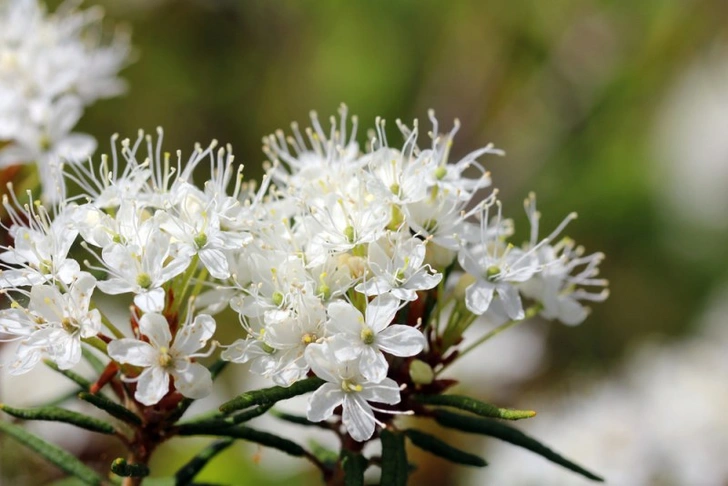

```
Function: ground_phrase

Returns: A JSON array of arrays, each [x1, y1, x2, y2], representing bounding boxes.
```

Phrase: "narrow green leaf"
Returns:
[[174, 438, 234, 486], [81, 347, 107, 374], [176, 404, 272, 434], [271, 409, 331, 429], [434, 410, 603, 481], [0, 403, 115, 435], [44, 360, 91, 391], [208, 359, 228, 380], [178, 425, 307, 457], [413, 394, 536, 420], [308, 440, 338, 469], [219, 377, 324, 414], [78, 392, 142, 426], [380, 429, 408, 486], [110, 458, 150, 478], [341, 450, 367, 486], [404, 428, 486, 467], [0, 420, 103, 485]]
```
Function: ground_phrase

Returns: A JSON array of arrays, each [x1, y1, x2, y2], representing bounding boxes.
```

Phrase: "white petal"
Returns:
[[359, 378, 401, 405], [97, 277, 136, 295], [377, 325, 425, 357], [366, 293, 399, 333], [51, 332, 82, 370], [173, 314, 216, 356], [307, 383, 343, 422], [556, 296, 588, 326], [49, 95, 83, 136], [406, 271, 442, 292], [171, 362, 212, 399], [134, 288, 166, 314], [354, 278, 392, 297], [199, 248, 230, 280], [359, 346, 388, 383], [304, 343, 339, 383], [57, 259, 81, 285], [108, 339, 157, 366], [29, 285, 64, 324], [135, 367, 170, 406], [55, 134, 96, 163], [330, 335, 362, 362], [342, 394, 375, 442], [326, 301, 364, 336], [465, 280, 495, 315], [138, 313, 172, 349], [496, 284, 524, 320], [390, 287, 418, 302]]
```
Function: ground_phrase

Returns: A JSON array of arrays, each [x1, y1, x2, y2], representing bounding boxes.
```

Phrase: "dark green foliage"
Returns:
[[0, 403, 116, 435], [434, 410, 603, 482], [179, 425, 307, 457], [413, 394, 536, 420], [341, 451, 368, 486], [78, 392, 142, 426], [174, 439, 234, 486], [380, 430, 408, 486], [219, 377, 324, 414], [404, 428, 486, 467], [0, 420, 103, 485]]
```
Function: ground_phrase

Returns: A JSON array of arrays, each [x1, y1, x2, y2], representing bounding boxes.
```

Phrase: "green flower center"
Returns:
[[360, 327, 376, 345], [136, 272, 152, 289], [193, 232, 208, 249]]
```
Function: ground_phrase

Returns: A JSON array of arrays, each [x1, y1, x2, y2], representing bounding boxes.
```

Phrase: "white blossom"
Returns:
[[305, 342, 401, 441], [108, 312, 215, 405]]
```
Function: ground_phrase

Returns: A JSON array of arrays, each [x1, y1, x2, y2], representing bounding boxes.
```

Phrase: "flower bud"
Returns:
[[409, 359, 435, 385]]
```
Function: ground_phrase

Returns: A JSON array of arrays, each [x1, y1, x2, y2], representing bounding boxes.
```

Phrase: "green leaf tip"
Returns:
[[110, 457, 150, 478], [174, 438, 234, 485], [0, 403, 116, 435], [413, 394, 536, 420], [0, 420, 103, 485], [219, 376, 324, 414], [434, 410, 604, 482], [404, 428, 487, 467]]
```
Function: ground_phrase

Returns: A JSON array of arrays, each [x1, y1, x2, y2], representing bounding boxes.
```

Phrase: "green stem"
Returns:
[[97, 308, 125, 339], [175, 255, 200, 305], [439, 304, 542, 374], [82, 336, 109, 355]]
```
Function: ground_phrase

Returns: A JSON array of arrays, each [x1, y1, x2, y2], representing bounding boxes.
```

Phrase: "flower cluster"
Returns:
[[0, 107, 608, 445], [0, 0, 129, 201]]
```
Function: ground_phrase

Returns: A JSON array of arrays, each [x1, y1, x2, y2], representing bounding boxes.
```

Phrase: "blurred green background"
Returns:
[[3, 0, 728, 484]]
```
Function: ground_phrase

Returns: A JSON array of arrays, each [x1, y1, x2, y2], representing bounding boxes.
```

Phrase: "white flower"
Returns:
[[0, 0, 129, 201], [108, 312, 215, 405], [0, 195, 80, 288], [95, 227, 192, 313], [301, 191, 389, 256], [159, 183, 249, 280], [261, 293, 329, 385], [327, 294, 425, 382], [355, 236, 442, 301], [305, 342, 401, 442], [0, 272, 101, 374]]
